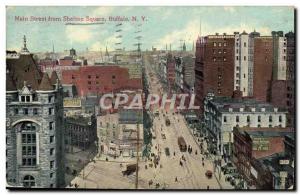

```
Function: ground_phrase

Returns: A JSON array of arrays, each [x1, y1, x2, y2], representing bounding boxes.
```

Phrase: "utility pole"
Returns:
[[135, 115, 140, 189]]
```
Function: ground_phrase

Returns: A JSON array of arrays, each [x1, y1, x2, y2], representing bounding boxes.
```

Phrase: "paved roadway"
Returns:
[[137, 55, 221, 189]]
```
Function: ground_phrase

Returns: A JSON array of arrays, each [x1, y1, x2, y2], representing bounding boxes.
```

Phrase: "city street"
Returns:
[[67, 54, 233, 189]]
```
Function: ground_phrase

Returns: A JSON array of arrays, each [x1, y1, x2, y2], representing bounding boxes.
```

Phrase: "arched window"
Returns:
[[23, 175, 35, 187], [19, 122, 37, 167]]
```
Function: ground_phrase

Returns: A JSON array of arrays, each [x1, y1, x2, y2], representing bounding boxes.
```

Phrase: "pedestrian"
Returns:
[[202, 162, 205, 167], [195, 150, 198, 155], [174, 151, 176, 156]]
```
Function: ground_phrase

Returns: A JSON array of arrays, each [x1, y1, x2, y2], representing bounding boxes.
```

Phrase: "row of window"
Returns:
[[14, 108, 54, 116], [213, 57, 227, 62], [223, 115, 283, 123], [213, 42, 227, 47], [20, 95, 54, 103], [213, 49, 227, 54]]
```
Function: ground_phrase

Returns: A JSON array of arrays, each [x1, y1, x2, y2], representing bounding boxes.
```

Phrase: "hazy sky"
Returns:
[[6, 6, 294, 53]]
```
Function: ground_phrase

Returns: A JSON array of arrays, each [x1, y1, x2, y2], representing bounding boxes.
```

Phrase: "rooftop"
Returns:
[[208, 96, 287, 113]]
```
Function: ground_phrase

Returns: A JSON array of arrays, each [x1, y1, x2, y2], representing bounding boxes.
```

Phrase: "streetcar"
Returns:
[[178, 136, 187, 152]]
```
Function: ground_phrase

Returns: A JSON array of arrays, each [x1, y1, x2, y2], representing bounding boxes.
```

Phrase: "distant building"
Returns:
[[61, 66, 142, 97], [6, 36, 65, 188], [203, 93, 287, 157], [174, 56, 184, 92]]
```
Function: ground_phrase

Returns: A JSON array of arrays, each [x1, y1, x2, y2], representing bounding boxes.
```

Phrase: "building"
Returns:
[[174, 56, 184, 92], [232, 126, 293, 186], [6, 36, 65, 188], [65, 113, 97, 152], [270, 32, 295, 127], [250, 152, 295, 190], [182, 55, 195, 94], [203, 93, 287, 157], [194, 33, 235, 118], [62, 65, 142, 97], [98, 109, 143, 157], [166, 53, 176, 91]]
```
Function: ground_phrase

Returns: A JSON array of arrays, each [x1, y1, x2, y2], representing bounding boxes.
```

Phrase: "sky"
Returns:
[[6, 6, 295, 53]]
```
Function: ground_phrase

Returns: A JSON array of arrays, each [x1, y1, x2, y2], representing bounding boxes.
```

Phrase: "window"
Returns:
[[14, 108, 19, 115], [21, 96, 25, 102], [23, 175, 35, 188], [48, 108, 54, 115], [247, 116, 250, 123], [223, 116, 227, 123], [112, 75, 116, 79], [283, 56, 286, 60], [223, 42, 227, 47], [223, 49, 227, 54], [269, 116, 272, 122], [213, 42, 217, 47], [279, 115, 282, 122], [72, 75, 75, 79], [236, 116, 239, 123], [218, 42, 222, 47], [88, 81, 92, 85], [26, 96, 30, 102], [50, 136, 54, 143], [236, 49, 239, 54], [244, 74, 246, 78], [258, 116, 261, 122], [223, 57, 227, 62], [50, 173, 53, 178], [213, 57, 217, 62], [50, 148, 54, 156], [218, 49, 222, 54], [258, 124, 261, 128], [236, 56, 239, 60], [50, 161, 54, 169], [21, 124, 37, 167], [33, 108, 38, 115], [88, 75, 91, 79], [244, 56, 247, 61], [244, 42, 247, 47], [24, 108, 28, 115], [49, 122, 54, 130], [48, 96, 53, 103], [96, 75, 99, 79]]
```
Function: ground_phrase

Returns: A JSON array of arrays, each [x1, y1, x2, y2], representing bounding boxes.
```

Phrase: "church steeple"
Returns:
[[183, 41, 186, 51], [20, 35, 30, 55]]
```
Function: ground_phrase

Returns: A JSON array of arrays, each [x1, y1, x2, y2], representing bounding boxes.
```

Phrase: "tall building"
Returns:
[[194, 33, 235, 117], [6, 36, 65, 188], [270, 32, 295, 127]]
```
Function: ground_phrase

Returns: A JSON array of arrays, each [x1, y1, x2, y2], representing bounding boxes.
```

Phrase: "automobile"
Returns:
[[161, 133, 166, 139], [178, 136, 187, 152], [205, 170, 213, 179], [165, 118, 171, 126], [165, 147, 170, 156]]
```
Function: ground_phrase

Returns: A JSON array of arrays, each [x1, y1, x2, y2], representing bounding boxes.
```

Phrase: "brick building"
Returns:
[[61, 66, 142, 97], [270, 32, 295, 127], [194, 34, 235, 117], [233, 127, 293, 187], [166, 53, 176, 91]]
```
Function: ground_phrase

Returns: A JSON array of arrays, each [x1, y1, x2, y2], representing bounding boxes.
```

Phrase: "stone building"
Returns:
[[6, 36, 65, 188]]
